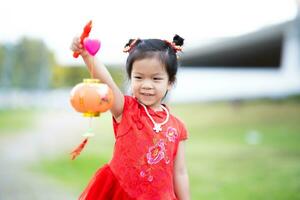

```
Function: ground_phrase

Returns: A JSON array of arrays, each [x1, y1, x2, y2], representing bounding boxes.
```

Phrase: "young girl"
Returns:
[[70, 35, 190, 200]]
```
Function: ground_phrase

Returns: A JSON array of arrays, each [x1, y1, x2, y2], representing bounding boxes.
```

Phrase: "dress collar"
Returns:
[[134, 97, 169, 119]]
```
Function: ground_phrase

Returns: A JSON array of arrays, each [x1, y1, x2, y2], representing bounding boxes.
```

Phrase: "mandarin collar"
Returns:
[[134, 97, 169, 119]]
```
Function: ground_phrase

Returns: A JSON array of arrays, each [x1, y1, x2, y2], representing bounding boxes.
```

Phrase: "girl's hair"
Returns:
[[124, 35, 184, 84]]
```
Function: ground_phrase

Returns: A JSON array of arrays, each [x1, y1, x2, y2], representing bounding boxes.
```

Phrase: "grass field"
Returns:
[[0, 109, 37, 135], [34, 100, 300, 199]]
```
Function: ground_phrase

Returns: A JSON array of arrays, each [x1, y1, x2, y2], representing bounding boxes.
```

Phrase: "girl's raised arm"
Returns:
[[71, 37, 124, 121]]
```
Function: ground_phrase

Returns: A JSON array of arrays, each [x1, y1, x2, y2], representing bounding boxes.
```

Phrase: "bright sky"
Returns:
[[0, 0, 297, 66]]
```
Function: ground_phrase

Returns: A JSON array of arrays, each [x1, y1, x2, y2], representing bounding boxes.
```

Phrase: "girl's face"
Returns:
[[131, 57, 172, 110]]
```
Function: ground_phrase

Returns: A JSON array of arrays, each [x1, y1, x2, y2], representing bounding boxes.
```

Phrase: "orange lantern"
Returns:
[[69, 78, 114, 160], [70, 20, 114, 160], [70, 78, 114, 117]]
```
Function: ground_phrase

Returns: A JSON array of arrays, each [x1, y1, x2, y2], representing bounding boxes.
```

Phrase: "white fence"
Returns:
[[0, 89, 73, 110]]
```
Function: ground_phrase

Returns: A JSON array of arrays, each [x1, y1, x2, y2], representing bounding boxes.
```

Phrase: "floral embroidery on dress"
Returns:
[[165, 127, 178, 142], [139, 127, 178, 182], [146, 139, 165, 165], [139, 168, 154, 182]]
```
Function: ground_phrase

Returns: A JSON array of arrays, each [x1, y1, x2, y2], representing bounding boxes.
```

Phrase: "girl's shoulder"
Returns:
[[170, 114, 187, 130], [123, 95, 138, 110], [172, 115, 186, 126], [168, 110, 189, 141]]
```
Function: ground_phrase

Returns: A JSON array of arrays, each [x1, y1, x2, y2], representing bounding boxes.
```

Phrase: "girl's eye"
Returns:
[[153, 77, 163, 81], [134, 76, 142, 79]]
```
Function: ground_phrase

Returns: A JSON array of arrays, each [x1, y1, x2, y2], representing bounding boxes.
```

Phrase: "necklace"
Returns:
[[140, 103, 170, 133]]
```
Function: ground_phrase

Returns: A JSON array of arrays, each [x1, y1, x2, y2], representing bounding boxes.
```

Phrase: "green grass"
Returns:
[[32, 155, 107, 191], [0, 109, 37, 135], [33, 101, 300, 199]]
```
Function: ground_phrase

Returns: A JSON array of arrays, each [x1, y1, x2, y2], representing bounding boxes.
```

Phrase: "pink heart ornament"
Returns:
[[83, 39, 101, 56]]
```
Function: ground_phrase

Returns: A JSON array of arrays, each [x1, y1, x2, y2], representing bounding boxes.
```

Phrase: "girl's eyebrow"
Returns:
[[153, 73, 165, 76], [132, 72, 166, 76], [151, 73, 168, 77], [132, 72, 143, 75]]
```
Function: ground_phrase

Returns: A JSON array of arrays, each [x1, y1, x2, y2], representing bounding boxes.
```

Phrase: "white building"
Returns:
[[170, 11, 300, 102]]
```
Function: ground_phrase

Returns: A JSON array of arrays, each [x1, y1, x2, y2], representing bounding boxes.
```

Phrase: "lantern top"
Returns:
[[83, 78, 100, 84]]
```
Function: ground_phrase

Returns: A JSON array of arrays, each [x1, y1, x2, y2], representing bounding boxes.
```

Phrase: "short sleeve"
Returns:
[[178, 118, 188, 141], [172, 117, 188, 157], [112, 96, 136, 138]]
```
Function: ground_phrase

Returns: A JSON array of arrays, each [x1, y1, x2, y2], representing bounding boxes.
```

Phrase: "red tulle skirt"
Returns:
[[79, 164, 135, 200]]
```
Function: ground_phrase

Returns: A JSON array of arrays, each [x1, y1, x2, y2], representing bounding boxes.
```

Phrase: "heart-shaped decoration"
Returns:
[[83, 38, 101, 56]]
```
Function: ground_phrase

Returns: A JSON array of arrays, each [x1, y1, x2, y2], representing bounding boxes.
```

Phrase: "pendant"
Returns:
[[153, 123, 162, 133]]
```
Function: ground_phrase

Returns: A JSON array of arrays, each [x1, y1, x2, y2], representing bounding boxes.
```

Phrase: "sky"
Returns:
[[0, 0, 297, 66]]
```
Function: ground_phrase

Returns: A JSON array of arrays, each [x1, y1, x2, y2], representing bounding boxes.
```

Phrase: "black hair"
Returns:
[[124, 35, 184, 84]]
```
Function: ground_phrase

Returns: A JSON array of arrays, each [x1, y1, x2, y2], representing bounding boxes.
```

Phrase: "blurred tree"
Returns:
[[0, 44, 14, 89], [0, 38, 125, 90], [107, 66, 126, 91], [50, 64, 125, 90], [11, 37, 53, 89], [0, 45, 4, 74], [51, 65, 90, 88]]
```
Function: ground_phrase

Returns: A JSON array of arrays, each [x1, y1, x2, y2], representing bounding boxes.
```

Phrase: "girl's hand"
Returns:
[[70, 37, 89, 58]]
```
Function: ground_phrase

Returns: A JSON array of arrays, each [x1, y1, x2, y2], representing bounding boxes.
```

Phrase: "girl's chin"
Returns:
[[139, 99, 154, 106], [138, 97, 155, 105], [139, 99, 161, 109]]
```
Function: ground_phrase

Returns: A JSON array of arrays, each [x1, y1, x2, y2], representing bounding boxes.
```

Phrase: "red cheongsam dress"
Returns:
[[79, 96, 188, 200]]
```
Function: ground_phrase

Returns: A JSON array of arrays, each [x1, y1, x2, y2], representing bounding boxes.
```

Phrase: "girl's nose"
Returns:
[[141, 80, 153, 90]]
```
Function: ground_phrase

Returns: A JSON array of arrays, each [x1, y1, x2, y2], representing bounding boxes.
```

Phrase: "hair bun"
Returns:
[[173, 35, 184, 46], [123, 39, 141, 53]]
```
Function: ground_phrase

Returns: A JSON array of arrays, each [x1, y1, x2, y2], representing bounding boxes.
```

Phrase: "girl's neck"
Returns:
[[150, 104, 164, 112], [139, 102, 170, 133]]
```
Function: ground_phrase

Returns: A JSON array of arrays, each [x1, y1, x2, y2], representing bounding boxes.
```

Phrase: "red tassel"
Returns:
[[70, 138, 89, 160]]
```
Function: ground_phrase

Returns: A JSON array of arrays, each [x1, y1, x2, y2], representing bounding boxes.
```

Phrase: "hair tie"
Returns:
[[123, 39, 139, 53], [164, 40, 183, 53]]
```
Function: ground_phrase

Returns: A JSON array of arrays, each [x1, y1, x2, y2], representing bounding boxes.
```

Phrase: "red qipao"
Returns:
[[79, 96, 188, 200]]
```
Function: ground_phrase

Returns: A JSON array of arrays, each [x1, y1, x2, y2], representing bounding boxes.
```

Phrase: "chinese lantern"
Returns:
[[70, 78, 114, 117], [70, 20, 114, 160]]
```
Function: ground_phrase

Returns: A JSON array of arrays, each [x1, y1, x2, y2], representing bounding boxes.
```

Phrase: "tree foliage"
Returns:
[[0, 37, 54, 89], [51, 64, 125, 89], [0, 38, 125, 90]]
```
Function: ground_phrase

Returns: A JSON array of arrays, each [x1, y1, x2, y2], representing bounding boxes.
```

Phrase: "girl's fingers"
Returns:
[[70, 43, 78, 51], [70, 44, 75, 51], [70, 38, 77, 51], [70, 37, 86, 55], [70, 41, 83, 52], [75, 38, 83, 47]]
